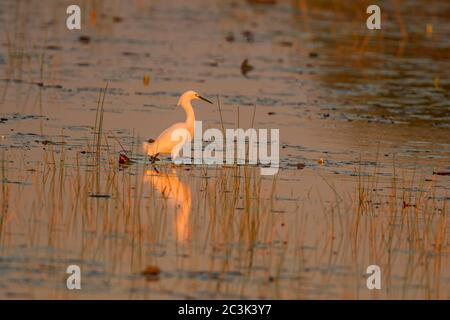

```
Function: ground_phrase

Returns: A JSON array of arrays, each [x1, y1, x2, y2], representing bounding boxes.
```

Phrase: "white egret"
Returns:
[[143, 90, 213, 160]]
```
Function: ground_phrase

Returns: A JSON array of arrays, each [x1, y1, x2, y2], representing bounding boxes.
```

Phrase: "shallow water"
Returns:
[[0, 0, 449, 299]]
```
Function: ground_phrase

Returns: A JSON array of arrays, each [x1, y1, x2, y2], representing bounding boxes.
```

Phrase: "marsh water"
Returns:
[[0, 0, 449, 299]]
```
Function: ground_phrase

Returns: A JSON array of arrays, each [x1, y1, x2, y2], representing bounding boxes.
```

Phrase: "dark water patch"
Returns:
[[64, 125, 92, 132], [134, 91, 180, 98], [1, 179, 31, 186], [164, 269, 244, 282], [76, 86, 125, 96], [45, 45, 62, 51], [0, 113, 45, 122]]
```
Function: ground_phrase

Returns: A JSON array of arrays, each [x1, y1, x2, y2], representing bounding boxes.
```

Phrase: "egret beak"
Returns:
[[198, 95, 213, 104]]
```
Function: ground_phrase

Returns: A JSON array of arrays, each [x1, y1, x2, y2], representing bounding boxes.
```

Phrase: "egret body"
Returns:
[[143, 90, 212, 159]]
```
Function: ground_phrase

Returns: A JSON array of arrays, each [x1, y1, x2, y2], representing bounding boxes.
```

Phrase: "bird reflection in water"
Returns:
[[143, 168, 191, 243]]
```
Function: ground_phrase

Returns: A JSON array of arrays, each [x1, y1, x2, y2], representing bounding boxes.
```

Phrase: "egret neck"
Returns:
[[178, 95, 196, 138]]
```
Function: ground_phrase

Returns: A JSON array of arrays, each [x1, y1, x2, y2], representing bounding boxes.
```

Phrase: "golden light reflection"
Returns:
[[143, 168, 191, 243]]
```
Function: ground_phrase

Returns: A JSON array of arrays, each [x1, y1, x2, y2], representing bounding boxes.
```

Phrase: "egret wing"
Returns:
[[143, 122, 191, 156]]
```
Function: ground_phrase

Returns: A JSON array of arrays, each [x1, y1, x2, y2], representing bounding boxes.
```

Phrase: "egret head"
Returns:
[[178, 90, 213, 106]]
